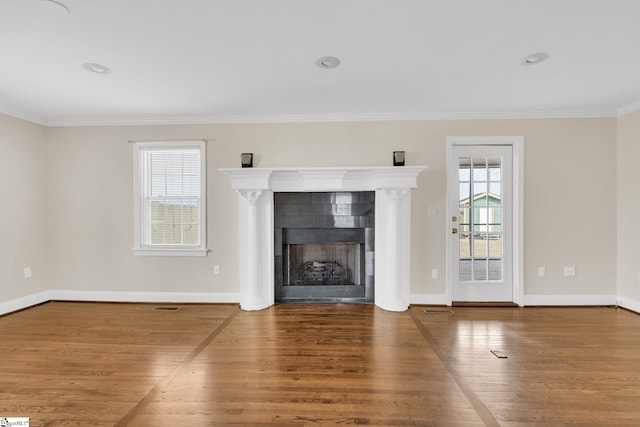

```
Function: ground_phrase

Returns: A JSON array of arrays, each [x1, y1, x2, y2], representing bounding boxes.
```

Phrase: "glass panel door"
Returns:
[[450, 145, 513, 302], [458, 156, 503, 282]]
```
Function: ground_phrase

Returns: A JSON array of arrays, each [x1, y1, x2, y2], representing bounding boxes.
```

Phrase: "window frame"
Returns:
[[132, 140, 207, 256]]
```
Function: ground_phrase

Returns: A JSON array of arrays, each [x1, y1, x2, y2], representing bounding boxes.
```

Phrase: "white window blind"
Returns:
[[133, 141, 207, 256]]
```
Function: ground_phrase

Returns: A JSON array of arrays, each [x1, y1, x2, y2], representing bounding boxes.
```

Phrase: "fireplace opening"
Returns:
[[274, 191, 375, 303], [283, 228, 366, 288], [286, 243, 361, 286]]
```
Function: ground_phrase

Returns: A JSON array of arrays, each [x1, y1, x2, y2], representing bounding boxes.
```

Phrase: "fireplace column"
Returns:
[[375, 188, 411, 311], [237, 189, 274, 310]]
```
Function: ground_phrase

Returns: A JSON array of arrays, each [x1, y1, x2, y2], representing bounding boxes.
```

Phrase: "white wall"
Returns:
[[0, 114, 49, 305], [41, 118, 618, 303], [617, 110, 640, 311]]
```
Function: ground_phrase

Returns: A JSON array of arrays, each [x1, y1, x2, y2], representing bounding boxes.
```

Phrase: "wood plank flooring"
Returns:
[[1, 302, 639, 426]]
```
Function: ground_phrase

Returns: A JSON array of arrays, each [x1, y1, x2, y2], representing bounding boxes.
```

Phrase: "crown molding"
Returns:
[[43, 109, 619, 127], [617, 100, 640, 117], [0, 105, 47, 126]]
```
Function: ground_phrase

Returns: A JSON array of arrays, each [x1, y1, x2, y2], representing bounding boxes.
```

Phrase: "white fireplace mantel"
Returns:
[[219, 166, 427, 312]]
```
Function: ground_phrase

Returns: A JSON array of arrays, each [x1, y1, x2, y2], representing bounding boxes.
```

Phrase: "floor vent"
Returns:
[[78, 370, 114, 377], [423, 308, 453, 315], [153, 306, 181, 311]]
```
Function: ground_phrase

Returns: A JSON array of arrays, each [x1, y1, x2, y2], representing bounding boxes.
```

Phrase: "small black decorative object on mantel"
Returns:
[[241, 153, 253, 168], [393, 151, 405, 166]]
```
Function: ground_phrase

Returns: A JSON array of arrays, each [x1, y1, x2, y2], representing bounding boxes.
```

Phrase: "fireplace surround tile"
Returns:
[[275, 191, 375, 303]]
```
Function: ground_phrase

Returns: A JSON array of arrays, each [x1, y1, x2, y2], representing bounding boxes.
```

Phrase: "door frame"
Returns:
[[445, 136, 525, 306]]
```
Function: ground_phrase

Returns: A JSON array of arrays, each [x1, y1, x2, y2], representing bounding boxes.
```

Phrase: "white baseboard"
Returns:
[[1, 290, 239, 316], [49, 289, 240, 304], [0, 290, 53, 316], [617, 296, 640, 313], [2, 291, 633, 317], [410, 293, 449, 305], [411, 294, 621, 307], [523, 294, 617, 306]]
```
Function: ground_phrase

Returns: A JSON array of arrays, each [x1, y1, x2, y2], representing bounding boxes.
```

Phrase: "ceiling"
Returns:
[[1, 0, 640, 126]]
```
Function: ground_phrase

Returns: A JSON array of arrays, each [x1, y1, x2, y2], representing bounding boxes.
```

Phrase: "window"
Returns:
[[133, 140, 207, 256]]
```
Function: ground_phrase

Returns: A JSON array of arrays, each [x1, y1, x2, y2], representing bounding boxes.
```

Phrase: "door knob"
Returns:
[[452, 228, 458, 234]]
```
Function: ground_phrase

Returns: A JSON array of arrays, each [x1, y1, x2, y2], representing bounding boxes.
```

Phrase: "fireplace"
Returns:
[[219, 166, 426, 312], [274, 192, 375, 303]]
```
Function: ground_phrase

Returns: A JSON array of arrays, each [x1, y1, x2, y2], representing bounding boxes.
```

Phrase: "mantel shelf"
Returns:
[[219, 166, 427, 192]]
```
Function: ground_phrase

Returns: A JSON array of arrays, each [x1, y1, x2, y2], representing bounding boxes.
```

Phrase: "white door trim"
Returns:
[[445, 136, 525, 306]]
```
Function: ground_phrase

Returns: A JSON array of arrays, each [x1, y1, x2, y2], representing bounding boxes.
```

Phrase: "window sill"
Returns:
[[133, 248, 209, 257]]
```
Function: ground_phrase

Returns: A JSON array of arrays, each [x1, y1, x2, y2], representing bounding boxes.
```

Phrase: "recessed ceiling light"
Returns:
[[316, 56, 341, 69], [41, 0, 70, 15], [82, 63, 112, 74], [523, 52, 549, 65]]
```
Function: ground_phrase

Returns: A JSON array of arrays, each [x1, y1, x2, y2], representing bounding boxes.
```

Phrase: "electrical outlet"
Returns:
[[431, 269, 439, 279], [214, 265, 220, 275], [564, 266, 576, 277], [24, 266, 32, 279], [537, 266, 546, 278]]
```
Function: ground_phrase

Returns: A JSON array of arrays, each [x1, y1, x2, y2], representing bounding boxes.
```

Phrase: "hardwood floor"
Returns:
[[1, 302, 639, 426]]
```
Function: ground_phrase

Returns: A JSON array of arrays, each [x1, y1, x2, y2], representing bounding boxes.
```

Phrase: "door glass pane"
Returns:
[[459, 207, 470, 229], [488, 158, 501, 181], [489, 235, 502, 258], [473, 260, 488, 281], [489, 182, 502, 201], [489, 207, 502, 226], [473, 237, 488, 257], [475, 207, 489, 229], [459, 182, 470, 203], [459, 159, 471, 181], [457, 155, 504, 282], [459, 233, 471, 258], [459, 259, 472, 281], [488, 259, 502, 280], [474, 182, 488, 205], [473, 158, 487, 181]]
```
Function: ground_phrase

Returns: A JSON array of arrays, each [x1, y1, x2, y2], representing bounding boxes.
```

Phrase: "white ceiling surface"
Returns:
[[1, 0, 640, 126]]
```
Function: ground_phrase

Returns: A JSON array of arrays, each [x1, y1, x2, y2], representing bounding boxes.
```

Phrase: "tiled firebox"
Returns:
[[274, 191, 375, 303]]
